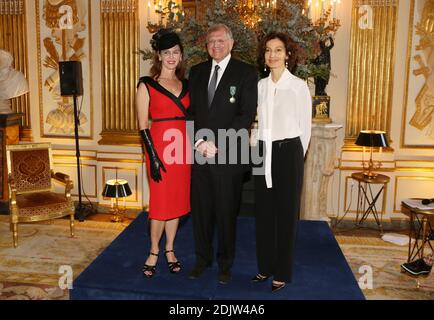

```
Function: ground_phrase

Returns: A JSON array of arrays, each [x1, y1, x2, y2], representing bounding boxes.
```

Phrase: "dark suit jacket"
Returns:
[[188, 58, 258, 174]]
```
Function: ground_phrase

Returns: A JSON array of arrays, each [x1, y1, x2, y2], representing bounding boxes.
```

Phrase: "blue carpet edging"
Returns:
[[70, 213, 365, 300]]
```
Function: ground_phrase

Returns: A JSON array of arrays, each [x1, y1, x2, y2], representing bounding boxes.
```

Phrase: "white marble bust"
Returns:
[[0, 49, 29, 114]]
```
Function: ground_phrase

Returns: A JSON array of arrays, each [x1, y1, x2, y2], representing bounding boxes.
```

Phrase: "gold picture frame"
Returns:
[[36, 0, 93, 139], [401, 0, 434, 149]]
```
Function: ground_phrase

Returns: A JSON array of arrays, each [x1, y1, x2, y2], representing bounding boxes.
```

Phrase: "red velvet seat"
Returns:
[[6, 143, 75, 247]]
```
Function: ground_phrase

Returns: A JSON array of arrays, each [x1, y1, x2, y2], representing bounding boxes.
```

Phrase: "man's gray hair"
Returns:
[[206, 23, 233, 40]]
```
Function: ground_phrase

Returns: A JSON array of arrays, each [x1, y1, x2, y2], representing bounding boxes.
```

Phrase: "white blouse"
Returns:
[[257, 68, 312, 188]]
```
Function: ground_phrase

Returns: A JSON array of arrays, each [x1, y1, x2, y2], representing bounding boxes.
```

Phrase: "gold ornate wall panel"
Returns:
[[401, 0, 434, 149], [99, 0, 140, 146], [345, 0, 398, 144], [36, 0, 94, 139], [0, 0, 31, 141]]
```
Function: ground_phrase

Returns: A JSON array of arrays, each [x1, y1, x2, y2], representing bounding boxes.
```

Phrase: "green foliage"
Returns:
[[140, 0, 335, 80]]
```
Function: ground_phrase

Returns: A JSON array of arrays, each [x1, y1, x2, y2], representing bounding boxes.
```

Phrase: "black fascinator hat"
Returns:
[[151, 28, 182, 52]]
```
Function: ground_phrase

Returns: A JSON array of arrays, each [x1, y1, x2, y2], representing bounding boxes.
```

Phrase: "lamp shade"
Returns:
[[355, 130, 389, 148], [102, 179, 132, 198]]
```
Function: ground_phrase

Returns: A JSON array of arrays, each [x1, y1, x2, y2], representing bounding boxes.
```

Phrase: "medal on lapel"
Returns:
[[229, 86, 236, 103]]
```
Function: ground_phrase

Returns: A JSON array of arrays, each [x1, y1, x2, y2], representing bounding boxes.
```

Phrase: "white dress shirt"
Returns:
[[208, 53, 231, 88], [195, 54, 232, 149], [257, 68, 312, 188]]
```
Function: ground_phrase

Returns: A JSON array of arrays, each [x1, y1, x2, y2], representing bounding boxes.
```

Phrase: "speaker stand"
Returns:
[[72, 95, 94, 221]]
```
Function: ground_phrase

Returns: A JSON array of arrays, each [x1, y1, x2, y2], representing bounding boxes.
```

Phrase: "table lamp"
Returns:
[[355, 130, 389, 178], [102, 178, 132, 222]]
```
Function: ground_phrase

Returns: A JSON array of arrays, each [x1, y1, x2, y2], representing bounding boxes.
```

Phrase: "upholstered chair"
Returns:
[[6, 142, 75, 247]]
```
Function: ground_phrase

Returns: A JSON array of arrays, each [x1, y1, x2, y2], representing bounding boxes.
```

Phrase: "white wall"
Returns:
[[327, 0, 434, 223]]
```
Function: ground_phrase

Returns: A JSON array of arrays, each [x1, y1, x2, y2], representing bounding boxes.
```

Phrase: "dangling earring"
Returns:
[[285, 60, 289, 68], [264, 63, 268, 72]]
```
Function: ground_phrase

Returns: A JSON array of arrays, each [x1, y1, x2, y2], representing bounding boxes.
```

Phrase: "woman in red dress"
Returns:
[[136, 29, 191, 278]]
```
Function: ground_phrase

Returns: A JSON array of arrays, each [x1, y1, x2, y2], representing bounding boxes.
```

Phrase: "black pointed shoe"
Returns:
[[218, 271, 232, 284], [251, 274, 270, 283], [271, 281, 286, 292], [401, 258, 432, 276], [188, 263, 211, 279]]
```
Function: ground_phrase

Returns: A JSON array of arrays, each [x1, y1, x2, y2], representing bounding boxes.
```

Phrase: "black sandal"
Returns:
[[272, 281, 286, 292], [165, 249, 181, 274], [251, 273, 270, 282], [142, 252, 158, 278]]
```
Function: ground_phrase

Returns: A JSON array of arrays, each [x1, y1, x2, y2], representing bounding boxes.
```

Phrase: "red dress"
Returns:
[[139, 77, 191, 220]]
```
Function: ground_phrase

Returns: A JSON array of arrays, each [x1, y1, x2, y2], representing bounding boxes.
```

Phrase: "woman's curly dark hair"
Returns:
[[257, 32, 300, 77]]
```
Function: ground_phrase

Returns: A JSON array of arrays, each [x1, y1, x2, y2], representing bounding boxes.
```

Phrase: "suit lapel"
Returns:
[[209, 58, 234, 110]]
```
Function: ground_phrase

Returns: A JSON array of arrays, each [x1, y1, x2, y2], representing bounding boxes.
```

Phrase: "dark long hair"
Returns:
[[257, 32, 300, 77], [149, 44, 186, 80]]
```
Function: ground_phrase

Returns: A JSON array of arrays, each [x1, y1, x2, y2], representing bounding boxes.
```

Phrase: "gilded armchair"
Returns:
[[6, 142, 75, 247]]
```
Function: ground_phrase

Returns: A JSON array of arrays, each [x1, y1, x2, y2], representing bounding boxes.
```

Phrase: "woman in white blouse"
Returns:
[[252, 32, 312, 292]]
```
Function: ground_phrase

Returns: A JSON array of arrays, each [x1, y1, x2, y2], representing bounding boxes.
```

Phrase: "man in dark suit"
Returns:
[[188, 24, 258, 284]]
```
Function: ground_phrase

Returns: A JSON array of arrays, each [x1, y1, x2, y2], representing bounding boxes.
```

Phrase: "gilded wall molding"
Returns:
[[355, 0, 398, 5], [338, 165, 434, 218], [0, 0, 24, 14], [345, 0, 398, 146], [53, 162, 98, 198], [0, 0, 31, 141], [400, 0, 434, 149], [343, 174, 388, 216], [35, 0, 94, 140], [99, 0, 140, 146], [101, 0, 136, 12], [393, 176, 434, 212]]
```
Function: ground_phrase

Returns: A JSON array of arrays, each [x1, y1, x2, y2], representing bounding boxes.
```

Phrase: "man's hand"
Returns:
[[196, 140, 218, 158]]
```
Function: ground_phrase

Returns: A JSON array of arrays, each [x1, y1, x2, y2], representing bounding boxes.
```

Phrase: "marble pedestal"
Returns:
[[301, 123, 342, 221]]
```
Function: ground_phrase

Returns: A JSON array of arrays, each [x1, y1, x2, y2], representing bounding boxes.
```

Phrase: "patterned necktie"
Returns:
[[208, 65, 220, 108]]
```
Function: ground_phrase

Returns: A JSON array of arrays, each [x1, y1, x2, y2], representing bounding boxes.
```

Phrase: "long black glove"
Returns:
[[140, 129, 166, 182]]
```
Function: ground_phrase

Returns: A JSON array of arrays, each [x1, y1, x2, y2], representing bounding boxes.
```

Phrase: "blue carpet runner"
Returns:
[[70, 213, 365, 300]]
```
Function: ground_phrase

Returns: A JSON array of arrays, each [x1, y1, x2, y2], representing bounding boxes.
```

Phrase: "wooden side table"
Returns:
[[401, 201, 434, 262], [351, 172, 390, 234]]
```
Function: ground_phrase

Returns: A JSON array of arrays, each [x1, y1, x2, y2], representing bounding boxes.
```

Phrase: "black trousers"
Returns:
[[254, 137, 304, 282], [191, 166, 244, 273]]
